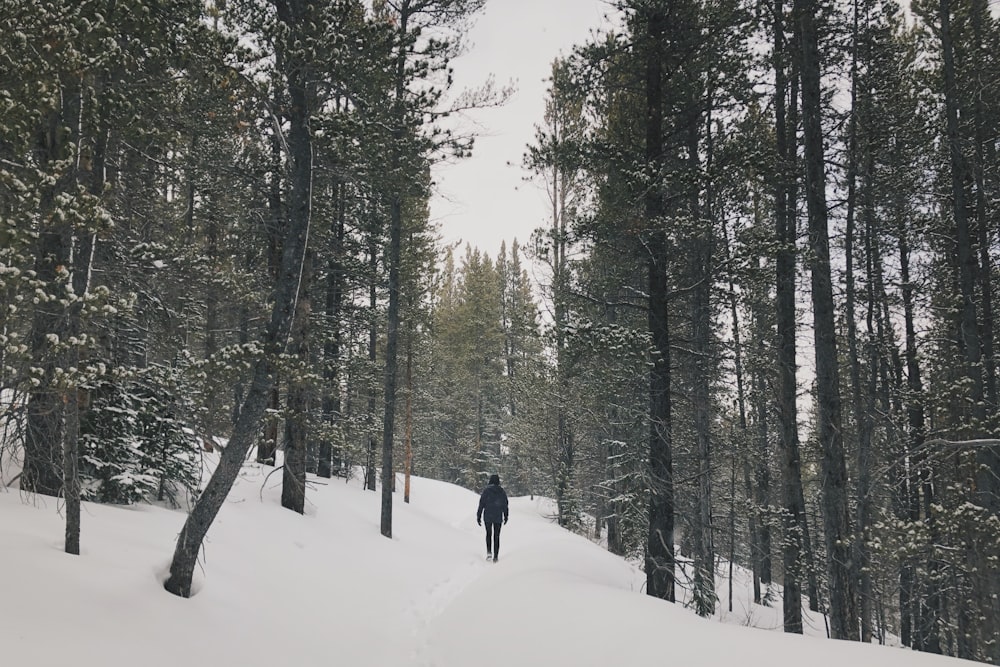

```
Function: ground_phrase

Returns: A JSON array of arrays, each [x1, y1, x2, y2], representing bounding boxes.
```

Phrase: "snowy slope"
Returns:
[[0, 460, 979, 667]]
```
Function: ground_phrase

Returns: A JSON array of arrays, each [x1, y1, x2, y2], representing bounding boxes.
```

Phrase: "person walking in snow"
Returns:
[[477, 473, 509, 562]]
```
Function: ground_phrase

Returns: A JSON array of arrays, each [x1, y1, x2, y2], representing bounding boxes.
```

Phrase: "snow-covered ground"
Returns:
[[0, 458, 978, 666]]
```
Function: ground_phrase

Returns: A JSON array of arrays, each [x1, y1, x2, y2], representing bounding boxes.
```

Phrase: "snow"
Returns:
[[0, 459, 979, 667]]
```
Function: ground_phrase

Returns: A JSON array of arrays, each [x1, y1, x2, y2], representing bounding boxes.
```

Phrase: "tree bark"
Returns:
[[62, 386, 81, 556], [282, 251, 312, 514], [23, 77, 83, 498], [724, 218, 762, 603], [63, 76, 107, 554], [258, 123, 284, 466], [843, 17, 874, 639], [319, 180, 346, 479], [969, 0, 997, 411], [642, 2, 675, 604], [164, 0, 313, 597], [795, 0, 857, 639], [773, 0, 809, 632], [939, 0, 996, 656], [381, 190, 402, 537], [404, 331, 413, 503], [690, 107, 715, 618], [857, 160, 878, 645], [365, 233, 378, 492], [939, 0, 987, 439]]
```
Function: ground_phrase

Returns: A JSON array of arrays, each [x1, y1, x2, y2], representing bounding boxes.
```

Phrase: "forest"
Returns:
[[1, 0, 998, 661]]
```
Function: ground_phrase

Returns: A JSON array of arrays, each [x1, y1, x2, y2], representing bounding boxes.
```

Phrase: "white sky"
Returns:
[[431, 0, 614, 256]]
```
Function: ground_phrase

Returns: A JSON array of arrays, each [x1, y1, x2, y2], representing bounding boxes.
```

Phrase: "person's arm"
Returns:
[[503, 490, 509, 523], [477, 493, 485, 525]]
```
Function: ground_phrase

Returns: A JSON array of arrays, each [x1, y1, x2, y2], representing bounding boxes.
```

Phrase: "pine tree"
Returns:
[[525, 58, 587, 528]]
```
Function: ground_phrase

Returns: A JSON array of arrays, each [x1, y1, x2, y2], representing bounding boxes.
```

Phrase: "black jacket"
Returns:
[[477, 483, 509, 524]]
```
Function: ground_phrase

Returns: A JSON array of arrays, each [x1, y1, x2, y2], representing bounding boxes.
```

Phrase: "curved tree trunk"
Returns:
[[165, 0, 313, 598]]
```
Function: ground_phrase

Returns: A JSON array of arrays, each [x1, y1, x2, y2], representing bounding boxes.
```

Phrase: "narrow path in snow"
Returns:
[[406, 550, 493, 666]]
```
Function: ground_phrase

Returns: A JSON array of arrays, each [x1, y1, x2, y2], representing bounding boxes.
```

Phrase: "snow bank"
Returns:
[[0, 460, 978, 667]]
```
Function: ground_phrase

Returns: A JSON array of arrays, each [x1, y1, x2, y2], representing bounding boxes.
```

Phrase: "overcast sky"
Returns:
[[429, 0, 614, 258]]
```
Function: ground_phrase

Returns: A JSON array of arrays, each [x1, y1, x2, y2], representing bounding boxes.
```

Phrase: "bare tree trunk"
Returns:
[[404, 331, 413, 503], [895, 187, 942, 652], [690, 106, 715, 618], [63, 76, 107, 554], [165, 0, 313, 597], [723, 218, 762, 603], [381, 191, 401, 537], [282, 251, 312, 514], [258, 123, 283, 467], [642, 2, 675, 604], [205, 213, 220, 438], [939, 0, 988, 444], [319, 180, 346, 479], [843, 16, 874, 639], [365, 234, 378, 492], [773, 0, 808, 632], [62, 387, 81, 555], [795, 0, 858, 639], [605, 424, 625, 557], [970, 0, 997, 412], [857, 166, 878, 644], [939, 0, 997, 657], [23, 77, 83, 498]]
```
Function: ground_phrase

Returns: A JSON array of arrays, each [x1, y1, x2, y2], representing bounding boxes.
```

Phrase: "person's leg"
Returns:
[[492, 522, 502, 559], [485, 523, 493, 556]]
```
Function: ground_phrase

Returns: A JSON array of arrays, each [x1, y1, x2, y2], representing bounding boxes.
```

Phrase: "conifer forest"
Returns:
[[2, 0, 1000, 661]]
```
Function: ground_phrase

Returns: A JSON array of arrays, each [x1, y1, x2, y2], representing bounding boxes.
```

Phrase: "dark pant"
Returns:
[[484, 521, 502, 557]]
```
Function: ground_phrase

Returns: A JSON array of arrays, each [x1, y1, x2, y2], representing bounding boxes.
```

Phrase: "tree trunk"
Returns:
[[970, 0, 997, 411], [843, 19, 874, 639], [606, 426, 626, 557], [381, 191, 402, 537], [857, 164, 878, 645], [258, 124, 284, 466], [895, 188, 941, 653], [643, 3, 675, 604], [62, 387, 81, 555], [748, 217, 773, 589], [752, 369, 773, 588], [939, 0, 996, 656], [773, 0, 809, 632], [282, 251, 312, 514], [233, 299, 250, 426], [724, 218, 762, 603], [205, 212, 220, 439], [365, 234, 378, 492], [258, 387, 279, 465], [404, 332, 413, 503], [63, 78, 107, 554], [939, 0, 987, 441], [165, 0, 313, 597], [319, 180, 346, 479], [23, 77, 83, 498], [796, 0, 857, 639], [690, 118, 715, 619]]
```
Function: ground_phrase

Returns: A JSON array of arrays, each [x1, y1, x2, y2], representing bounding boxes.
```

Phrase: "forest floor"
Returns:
[[0, 453, 979, 666]]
